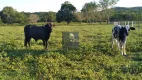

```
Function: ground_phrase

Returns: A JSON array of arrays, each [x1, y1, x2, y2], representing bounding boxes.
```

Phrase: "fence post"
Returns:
[[132, 21, 133, 27]]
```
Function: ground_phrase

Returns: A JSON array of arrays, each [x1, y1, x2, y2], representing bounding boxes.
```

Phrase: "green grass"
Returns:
[[0, 24, 142, 80]]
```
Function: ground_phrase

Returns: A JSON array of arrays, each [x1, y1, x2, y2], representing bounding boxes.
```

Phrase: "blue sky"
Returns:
[[0, 0, 142, 12]]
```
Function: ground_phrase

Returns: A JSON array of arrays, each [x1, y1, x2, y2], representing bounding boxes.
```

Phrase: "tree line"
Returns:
[[0, 0, 142, 25], [0, 6, 56, 24]]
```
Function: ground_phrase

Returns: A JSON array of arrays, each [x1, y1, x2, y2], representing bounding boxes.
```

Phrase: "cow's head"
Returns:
[[125, 25, 135, 31], [119, 25, 135, 37], [120, 26, 129, 36], [45, 23, 52, 27], [124, 25, 135, 36], [44, 23, 52, 33]]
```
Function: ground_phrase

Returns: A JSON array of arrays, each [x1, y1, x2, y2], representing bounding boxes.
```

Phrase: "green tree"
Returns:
[[56, 1, 76, 24], [34, 12, 48, 22], [46, 11, 56, 22], [74, 11, 83, 23], [16, 12, 28, 24], [81, 3, 90, 23], [99, 0, 119, 24], [82, 1, 98, 23], [1, 6, 28, 24], [1, 6, 16, 24], [36, 12, 56, 22], [29, 14, 39, 23]]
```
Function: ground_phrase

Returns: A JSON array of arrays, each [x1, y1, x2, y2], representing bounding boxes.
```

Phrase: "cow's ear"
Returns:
[[47, 23, 52, 27], [50, 23, 52, 27], [130, 27, 135, 30]]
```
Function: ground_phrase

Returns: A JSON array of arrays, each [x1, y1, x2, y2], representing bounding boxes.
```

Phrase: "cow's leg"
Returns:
[[117, 40, 120, 50], [112, 39, 115, 48], [123, 42, 126, 55], [27, 38, 31, 47], [112, 35, 115, 48], [121, 46, 124, 55], [119, 41, 124, 55], [123, 46, 126, 55], [24, 38, 28, 47], [120, 42, 127, 56], [42, 39, 46, 49], [45, 40, 48, 50]]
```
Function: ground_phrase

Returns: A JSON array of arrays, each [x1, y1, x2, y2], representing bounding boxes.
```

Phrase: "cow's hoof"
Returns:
[[45, 48, 48, 50], [123, 53, 127, 56], [122, 53, 127, 56]]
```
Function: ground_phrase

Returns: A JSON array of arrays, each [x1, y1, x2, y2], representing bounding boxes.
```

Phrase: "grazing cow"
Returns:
[[112, 25, 135, 55], [24, 23, 52, 49]]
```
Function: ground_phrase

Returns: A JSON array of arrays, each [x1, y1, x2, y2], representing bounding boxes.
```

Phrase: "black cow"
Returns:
[[112, 25, 135, 55], [24, 23, 52, 49]]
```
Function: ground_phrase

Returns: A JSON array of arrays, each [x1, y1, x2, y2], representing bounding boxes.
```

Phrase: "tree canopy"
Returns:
[[0, 1, 142, 25], [56, 1, 77, 24], [1, 6, 28, 24], [99, 0, 119, 24], [81, 1, 98, 23]]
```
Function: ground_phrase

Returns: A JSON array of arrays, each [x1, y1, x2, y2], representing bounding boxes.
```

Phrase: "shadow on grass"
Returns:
[[0, 48, 64, 79], [130, 52, 142, 61], [3, 48, 63, 58]]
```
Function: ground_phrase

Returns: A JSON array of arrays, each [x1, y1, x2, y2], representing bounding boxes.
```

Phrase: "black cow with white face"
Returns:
[[112, 25, 135, 55]]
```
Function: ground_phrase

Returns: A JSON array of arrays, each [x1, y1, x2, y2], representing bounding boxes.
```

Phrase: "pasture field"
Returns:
[[0, 24, 142, 79]]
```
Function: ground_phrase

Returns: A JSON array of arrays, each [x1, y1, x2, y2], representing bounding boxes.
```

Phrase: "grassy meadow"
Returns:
[[0, 23, 142, 79]]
